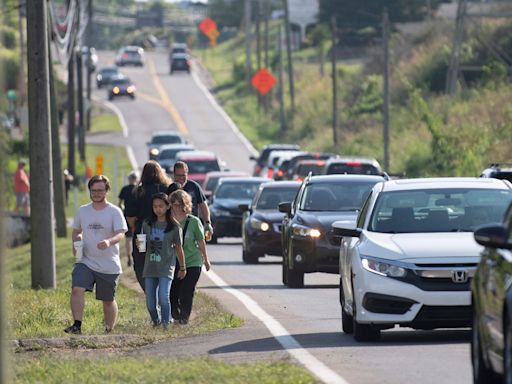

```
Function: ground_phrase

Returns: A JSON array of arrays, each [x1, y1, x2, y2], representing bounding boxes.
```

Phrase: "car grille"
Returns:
[[326, 230, 343, 246], [409, 305, 472, 328], [393, 263, 477, 291], [273, 223, 283, 233]]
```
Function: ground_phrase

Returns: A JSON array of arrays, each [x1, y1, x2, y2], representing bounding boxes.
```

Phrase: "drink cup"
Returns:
[[74, 240, 83, 261], [136, 234, 147, 252]]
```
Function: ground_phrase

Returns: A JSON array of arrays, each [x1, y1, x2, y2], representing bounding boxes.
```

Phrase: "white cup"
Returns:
[[136, 234, 147, 252], [74, 240, 83, 261]]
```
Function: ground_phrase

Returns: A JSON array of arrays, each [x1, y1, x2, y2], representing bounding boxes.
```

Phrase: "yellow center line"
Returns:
[[137, 91, 165, 106], [147, 58, 189, 136]]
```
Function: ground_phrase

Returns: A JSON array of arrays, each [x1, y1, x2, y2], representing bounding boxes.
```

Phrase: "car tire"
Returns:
[[505, 314, 512, 384], [242, 249, 259, 264], [472, 305, 499, 383], [209, 233, 218, 244], [284, 241, 304, 288], [282, 260, 288, 285], [108, 94, 113, 101], [340, 278, 353, 334]]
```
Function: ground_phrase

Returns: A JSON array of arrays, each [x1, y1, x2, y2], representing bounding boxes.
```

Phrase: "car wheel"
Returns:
[[352, 280, 380, 341], [130, 94, 135, 100], [242, 249, 259, 264], [108, 94, 113, 101], [282, 259, 288, 285], [472, 305, 499, 383], [340, 278, 353, 334], [285, 241, 304, 288], [209, 232, 218, 244]]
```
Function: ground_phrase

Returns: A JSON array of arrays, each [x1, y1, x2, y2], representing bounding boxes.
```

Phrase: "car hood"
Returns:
[[361, 232, 483, 263], [213, 198, 252, 212], [253, 210, 286, 223], [299, 211, 357, 230]]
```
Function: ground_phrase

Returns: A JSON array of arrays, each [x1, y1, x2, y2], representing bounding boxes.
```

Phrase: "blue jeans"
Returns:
[[144, 277, 172, 325]]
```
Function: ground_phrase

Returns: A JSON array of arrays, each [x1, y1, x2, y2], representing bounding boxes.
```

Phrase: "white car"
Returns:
[[333, 177, 512, 341]]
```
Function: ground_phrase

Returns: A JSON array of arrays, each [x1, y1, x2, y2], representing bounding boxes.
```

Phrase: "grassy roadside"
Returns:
[[90, 103, 124, 134]]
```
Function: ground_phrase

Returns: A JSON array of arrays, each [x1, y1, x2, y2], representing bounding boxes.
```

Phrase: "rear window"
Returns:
[[327, 163, 381, 175], [216, 182, 261, 199], [158, 147, 192, 159], [297, 162, 325, 177], [187, 160, 220, 174], [493, 172, 512, 182], [256, 187, 299, 209]]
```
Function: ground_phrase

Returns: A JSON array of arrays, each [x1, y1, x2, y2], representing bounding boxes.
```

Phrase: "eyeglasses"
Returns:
[[174, 173, 187, 178], [171, 202, 183, 207], [90, 189, 106, 193]]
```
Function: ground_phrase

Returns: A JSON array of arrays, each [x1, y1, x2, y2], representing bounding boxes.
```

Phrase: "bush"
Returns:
[[0, 47, 19, 90], [0, 25, 17, 49]]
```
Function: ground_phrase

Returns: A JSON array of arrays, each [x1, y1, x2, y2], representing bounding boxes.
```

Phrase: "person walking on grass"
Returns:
[[65, 175, 127, 335], [13, 159, 30, 216], [167, 161, 213, 241], [169, 190, 211, 325], [127, 161, 170, 291], [139, 192, 186, 328], [118, 171, 138, 267]]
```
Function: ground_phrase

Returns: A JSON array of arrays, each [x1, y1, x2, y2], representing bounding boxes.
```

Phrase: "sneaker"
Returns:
[[64, 324, 81, 334], [104, 327, 113, 334], [178, 318, 188, 325]]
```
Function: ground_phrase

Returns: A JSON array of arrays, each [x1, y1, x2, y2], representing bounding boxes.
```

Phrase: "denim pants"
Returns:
[[145, 277, 172, 325]]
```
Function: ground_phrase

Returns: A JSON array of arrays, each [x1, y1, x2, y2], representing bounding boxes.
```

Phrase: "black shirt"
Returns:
[[118, 184, 135, 215], [167, 179, 206, 217], [126, 183, 168, 232]]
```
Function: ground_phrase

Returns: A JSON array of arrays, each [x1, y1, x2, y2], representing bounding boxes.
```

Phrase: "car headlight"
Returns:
[[149, 148, 160, 157], [361, 257, 406, 277], [250, 218, 270, 231], [113, 86, 120, 94], [127, 86, 135, 93], [292, 224, 321, 238]]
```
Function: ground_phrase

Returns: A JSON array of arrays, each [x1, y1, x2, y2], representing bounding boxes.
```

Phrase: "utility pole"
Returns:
[[86, 0, 93, 131], [0, 161, 7, 382], [383, 8, 390, 172], [18, 0, 27, 105], [27, 0, 56, 289], [278, 25, 286, 134], [67, 50, 76, 180], [446, 0, 467, 94], [49, 39, 67, 238], [283, 0, 295, 113], [244, 0, 252, 91], [331, 14, 338, 145], [76, 49, 85, 161], [264, 0, 269, 69]]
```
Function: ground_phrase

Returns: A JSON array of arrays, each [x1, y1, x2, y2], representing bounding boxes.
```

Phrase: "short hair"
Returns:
[[88, 174, 111, 192], [173, 161, 188, 174], [169, 190, 192, 214], [128, 171, 137, 182], [167, 182, 182, 195]]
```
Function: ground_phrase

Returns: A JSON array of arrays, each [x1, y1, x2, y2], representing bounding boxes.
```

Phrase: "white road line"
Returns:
[[191, 68, 259, 157], [103, 100, 129, 138], [206, 270, 351, 384]]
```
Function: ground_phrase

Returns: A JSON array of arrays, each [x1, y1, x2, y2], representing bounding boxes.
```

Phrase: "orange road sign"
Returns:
[[251, 68, 277, 95], [198, 16, 217, 36], [95, 154, 104, 175]]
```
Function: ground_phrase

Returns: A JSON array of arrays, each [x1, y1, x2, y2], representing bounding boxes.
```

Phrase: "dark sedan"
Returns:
[[279, 174, 386, 288], [472, 205, 512, 384], [96, 66, 120, 88], [209, 177, 268, 244], [240, 181, 301, 264], [107, 76, 135, 100]]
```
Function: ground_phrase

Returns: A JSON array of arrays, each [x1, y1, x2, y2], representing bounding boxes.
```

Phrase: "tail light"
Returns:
[[255, 165, 261, 176], [276, 169, 284, 178], [267, 168, 273, 179], [346, 161, 362, 166], [122, 53, 129, 59]]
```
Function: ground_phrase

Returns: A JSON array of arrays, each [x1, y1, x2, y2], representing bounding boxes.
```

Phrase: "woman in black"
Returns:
[[126, 161, 170, 291]]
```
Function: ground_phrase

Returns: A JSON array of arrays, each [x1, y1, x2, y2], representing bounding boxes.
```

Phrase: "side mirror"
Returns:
[[239, 203, 250, 212], [474, 224, 512, 249], [278, 202, 291, 214], [250, 155, 257, 161], [332, 221, 361, 238]]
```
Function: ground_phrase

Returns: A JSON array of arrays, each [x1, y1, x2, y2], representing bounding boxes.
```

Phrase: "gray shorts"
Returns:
[[15, 192, 29, 206], [71, 263, 120, 301]]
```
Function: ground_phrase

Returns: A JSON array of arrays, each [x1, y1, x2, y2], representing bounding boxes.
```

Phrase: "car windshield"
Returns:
[[158, 148, 192, 160], [187, 159, 220, 174], [300, 181, 377, 211], [101, 69, 117, 75], [216, 182, 261, 199], [327, 163, 380, 175], [369, 188, 512, 233], [152, 135, 182, 145], [256, 187, 299, 209], [111, 78, 130, 85]]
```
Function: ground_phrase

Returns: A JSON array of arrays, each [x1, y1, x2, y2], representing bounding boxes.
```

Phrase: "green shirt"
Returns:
[[142, 220, 182, 279], [180, 215, 205, 268]]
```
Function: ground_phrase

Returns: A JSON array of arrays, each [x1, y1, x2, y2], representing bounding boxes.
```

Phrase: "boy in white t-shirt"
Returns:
[[64, 175, 127, 335]]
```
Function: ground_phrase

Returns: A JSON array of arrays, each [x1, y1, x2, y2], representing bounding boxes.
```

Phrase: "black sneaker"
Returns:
[[104, 327, 113, 334], [64, 324, 81, 334], [178, 318, 188, 325]]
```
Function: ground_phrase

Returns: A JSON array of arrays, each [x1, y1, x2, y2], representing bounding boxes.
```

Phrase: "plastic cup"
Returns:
[[136, 234, 147, 252], [74, 240, 83, 261]]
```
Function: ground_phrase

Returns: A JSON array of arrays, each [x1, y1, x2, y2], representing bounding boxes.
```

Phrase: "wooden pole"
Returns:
[[67, 51, 76, 179], [383, 8, 390, 172], [27, 0, 56, 289], [331, 14, 338, 145], [244, 0, 252, 91], [283, 0, 295, 113]]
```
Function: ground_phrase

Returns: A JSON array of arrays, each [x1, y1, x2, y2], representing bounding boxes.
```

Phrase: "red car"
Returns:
[[174, 151, 225, 185]]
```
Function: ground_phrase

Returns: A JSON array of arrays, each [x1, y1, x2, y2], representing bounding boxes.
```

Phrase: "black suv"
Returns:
[[279, 174, 386, 288], [480, 162, 512, 183]]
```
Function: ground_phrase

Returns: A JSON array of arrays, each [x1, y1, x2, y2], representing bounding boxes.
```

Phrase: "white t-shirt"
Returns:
[[73, 202, 127, 274]]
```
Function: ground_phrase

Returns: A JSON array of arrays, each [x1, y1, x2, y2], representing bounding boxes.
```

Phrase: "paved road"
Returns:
[[94, 50, 473, 384]]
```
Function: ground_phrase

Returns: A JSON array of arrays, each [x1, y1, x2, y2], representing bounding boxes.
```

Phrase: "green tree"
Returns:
[[208, 0, 245, 29], [309, 23, 329, 77]]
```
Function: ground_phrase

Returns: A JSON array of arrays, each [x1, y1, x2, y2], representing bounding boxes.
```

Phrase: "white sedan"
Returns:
[[333, 177, 512, 341]]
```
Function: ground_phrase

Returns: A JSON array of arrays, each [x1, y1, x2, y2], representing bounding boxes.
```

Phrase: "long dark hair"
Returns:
[[135, 161, 170, 197], [149, 192, 175, 233]]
